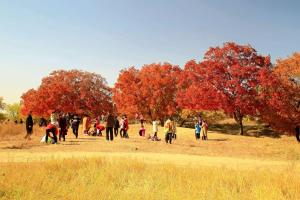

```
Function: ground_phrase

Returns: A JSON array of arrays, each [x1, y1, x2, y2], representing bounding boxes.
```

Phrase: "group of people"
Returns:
[[102, 113, 129, 141], [21, 110, 300, 144], [195, 117, 208, 140], [81, 113, 129, 141], [37, 111, 130, 144], [24, 111, 92, 144], [137, 117, 178, 144], [140, 116, 208, 144], [24, 110, 212, 145]]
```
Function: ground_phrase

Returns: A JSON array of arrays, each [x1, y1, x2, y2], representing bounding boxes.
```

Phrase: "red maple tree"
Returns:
[[178, 42, 272, 135], [21, 70, 112, 117], [113, 63, 181, 124], [259, 53, 300, 136]]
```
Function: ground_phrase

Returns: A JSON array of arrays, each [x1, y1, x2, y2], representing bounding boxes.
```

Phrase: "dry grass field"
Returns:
[[0, 121, 299, 199]]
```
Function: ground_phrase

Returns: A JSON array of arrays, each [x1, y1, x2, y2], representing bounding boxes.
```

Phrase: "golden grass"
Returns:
[[0, 158, 299, 200], [0, 123, 25, 138], [1, 123, 299, 160], [0, 123, 299, 199]]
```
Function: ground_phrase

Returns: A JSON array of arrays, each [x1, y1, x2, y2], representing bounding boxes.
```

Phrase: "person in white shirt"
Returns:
[[152, 120, 158, 138]]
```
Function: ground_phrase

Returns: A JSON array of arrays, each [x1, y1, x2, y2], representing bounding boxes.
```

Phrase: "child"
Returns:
[[95, 118, 105, 136], [195, 122, 201, 140], [172, 120, 177, 140], [120, 115, 129, 138], [139, 124, 146, 137], [119, 117, 125, 138]]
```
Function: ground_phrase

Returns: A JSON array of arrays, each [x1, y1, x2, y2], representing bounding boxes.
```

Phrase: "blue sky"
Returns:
[[0, 0, 299, 103]]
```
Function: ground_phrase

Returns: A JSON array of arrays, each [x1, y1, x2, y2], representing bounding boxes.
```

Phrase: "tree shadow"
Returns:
[[209, 123, 282, 138]]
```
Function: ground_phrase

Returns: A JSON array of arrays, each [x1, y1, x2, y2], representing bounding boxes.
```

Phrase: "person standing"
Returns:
[[24, 111, 34, 140], [153, 120, 158, 138], [201, 120, 208, 140], [120, 115, 129, 138], [82, 115, 91, 135], [114, 116, 120, 137], [71, 115, 80, 139], [106, 112, 114, 141], [58, 114, 68, 142], [164, 117, 173, 144], [195, 121, 201, 140]]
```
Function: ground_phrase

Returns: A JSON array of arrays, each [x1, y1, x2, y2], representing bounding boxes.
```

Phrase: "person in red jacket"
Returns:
[[45, 123, 58, 144]]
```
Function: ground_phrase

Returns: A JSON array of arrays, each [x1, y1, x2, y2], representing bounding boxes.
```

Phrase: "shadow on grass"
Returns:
[[77, 138, 98, 141], [208, 138, 230, 142], [67, 140, 97, 143], [209, 123, 282, 138], [2, 143, 36, 150], [62, 143, 80, 146]]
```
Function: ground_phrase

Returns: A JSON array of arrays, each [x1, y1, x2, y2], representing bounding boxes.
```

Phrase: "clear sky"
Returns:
[[0, 0, 299, 103]]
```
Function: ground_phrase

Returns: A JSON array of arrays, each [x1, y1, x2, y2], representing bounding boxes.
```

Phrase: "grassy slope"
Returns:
[[0, 122, 299, 199]]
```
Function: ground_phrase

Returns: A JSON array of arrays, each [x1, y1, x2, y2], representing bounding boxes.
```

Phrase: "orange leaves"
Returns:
[[179, 42, 272, 115], [177, 42, 272, 134], [113, 63, 181, 121], [259, 53, 300, 134], [21, 70, 112, 117]]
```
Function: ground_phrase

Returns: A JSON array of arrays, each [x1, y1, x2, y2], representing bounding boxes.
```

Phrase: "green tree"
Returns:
[[5, 103, 21, 121], [0, 97, 6, 121]]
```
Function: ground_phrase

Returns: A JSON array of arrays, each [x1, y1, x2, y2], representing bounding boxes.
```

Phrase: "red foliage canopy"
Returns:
[[259, 53, 300, 135], [113, 63, 181, 123], [178, 42, 272, 134], [21, 70, 112, 117]]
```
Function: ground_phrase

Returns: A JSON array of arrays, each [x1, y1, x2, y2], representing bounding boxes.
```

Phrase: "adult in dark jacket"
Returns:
[[59, 114, 68, 142], [106, 113, 115, 141], [71, 115, 80, 139], [24, 111, 33, 140], [114, 116, 120, 137]]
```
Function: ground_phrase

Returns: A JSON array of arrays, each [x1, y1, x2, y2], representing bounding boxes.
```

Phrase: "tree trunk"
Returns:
[[239, 120, 244, 136], [179, 120, 186, 127], [160, 119, 164, 127], [233, 110, 244, 135], [296, 126, 300, 142]]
